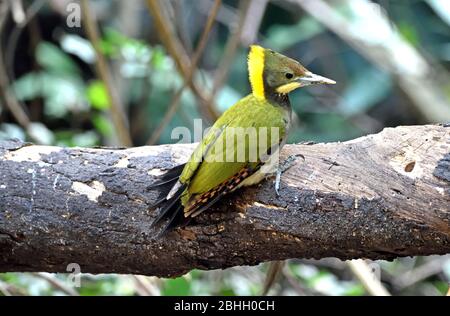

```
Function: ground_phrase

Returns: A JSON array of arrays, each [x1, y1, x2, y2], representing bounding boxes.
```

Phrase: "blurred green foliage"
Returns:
[[3, 258, 449, 296]]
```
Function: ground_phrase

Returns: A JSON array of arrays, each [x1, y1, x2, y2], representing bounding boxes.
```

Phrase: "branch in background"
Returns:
[[392, 256, 449, 290], [346, 260, 391, 296], [0, 279, 25, 296], [9, 0, 25, 24], [209, 0, 252, 100], [146, 0, 191, 74], [281, 266, 325, 295], [147, 0, 222, 145], [0, 281, 12, 296], [110, 0, 141, 126], [199, 0, 239, 29], [5, 0, 45, 101], [80, 0, 132, 147], [292, 0, 450, 123], [0, 0, 52, 145], [0, 1, 30, 129], [146, 0, 219, 122], [31, 272, 79, 296], [262, 260, 284, 295], [0, 51, 30, 130], [0, 125, 449, 277], [132, 275, 161, 296], [172, 0, 193, 55], [239, 0, 267, 46]]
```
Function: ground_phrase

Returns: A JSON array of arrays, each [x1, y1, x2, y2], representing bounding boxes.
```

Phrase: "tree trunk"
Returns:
[[0, 125, 449, 277]]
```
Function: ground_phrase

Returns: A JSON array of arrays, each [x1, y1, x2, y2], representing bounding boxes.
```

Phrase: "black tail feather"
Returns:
[[148, 165, 184, 208], [148, 195, 170, 210], [150, 183, 187, 238], [155, 204, 185, 238], [147, 175, 180, 189], [147, 163, 186, 189], [147, 163, 188, 237], [150, 183, 186, 227]]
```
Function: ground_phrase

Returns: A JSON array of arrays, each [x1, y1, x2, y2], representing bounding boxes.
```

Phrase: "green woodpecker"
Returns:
[[150, 45, 335, 234]]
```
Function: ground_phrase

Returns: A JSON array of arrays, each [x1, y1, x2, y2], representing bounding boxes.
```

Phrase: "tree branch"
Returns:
[[0, 125, 449, 277]]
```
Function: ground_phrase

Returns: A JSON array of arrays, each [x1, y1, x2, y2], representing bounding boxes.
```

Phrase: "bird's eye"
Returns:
[[285, 73, 293, 79]]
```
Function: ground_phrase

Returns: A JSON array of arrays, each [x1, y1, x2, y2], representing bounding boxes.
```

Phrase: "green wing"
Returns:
[[179, 94, 287, 205]]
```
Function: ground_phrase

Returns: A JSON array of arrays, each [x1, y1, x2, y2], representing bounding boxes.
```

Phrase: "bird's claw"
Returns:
[[275, 169, 281, 196], [273, 154, 304, 196]]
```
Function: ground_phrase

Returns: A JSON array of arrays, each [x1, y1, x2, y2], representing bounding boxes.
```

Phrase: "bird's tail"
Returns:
[[148, 163, 187, 237]]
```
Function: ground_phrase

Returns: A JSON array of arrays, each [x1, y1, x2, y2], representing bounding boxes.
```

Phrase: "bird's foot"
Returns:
[[275, 154, 305, 196]]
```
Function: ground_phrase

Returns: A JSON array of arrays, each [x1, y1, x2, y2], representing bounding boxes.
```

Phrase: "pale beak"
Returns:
[[298, 72, 336, 85]]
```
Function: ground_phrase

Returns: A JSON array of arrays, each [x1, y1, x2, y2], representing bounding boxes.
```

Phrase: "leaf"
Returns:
[[72, 131, 99, 147], [36, 42, 80, 75], [13, 72, 86, 118], [92, 114, 113, 137], [14, 41, 88, 118], [432, 280, 450, 295], [0, 123, 26, 141], [12, 72, 42, 101], [343, 284, 365, 296], [37, 72, 87, 118], [151, 46, 166, 68], [87, 80, 110, 110], [219, 288, 236, 296], [60, 34, 96, 64], [398, 22, 420, 47], [27, 122, 55, 145], [162, 277, 191, 296]]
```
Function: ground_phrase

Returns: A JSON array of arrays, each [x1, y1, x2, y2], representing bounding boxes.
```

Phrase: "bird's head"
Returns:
[[248, 45, 335, 99]]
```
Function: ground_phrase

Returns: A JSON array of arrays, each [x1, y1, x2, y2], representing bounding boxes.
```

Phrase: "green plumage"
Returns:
[[179, 94, 288, 206], [150, 45, 335, 234]]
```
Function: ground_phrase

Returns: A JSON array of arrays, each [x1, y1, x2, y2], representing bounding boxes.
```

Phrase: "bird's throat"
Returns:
[[266, 90, 291, 108]]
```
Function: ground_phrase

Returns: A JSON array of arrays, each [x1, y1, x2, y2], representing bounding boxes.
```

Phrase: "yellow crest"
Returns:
[[248, 45, 265, 99]]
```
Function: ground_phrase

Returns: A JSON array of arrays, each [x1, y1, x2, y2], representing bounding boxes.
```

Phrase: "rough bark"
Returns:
[[0, 125, 449, 277]]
